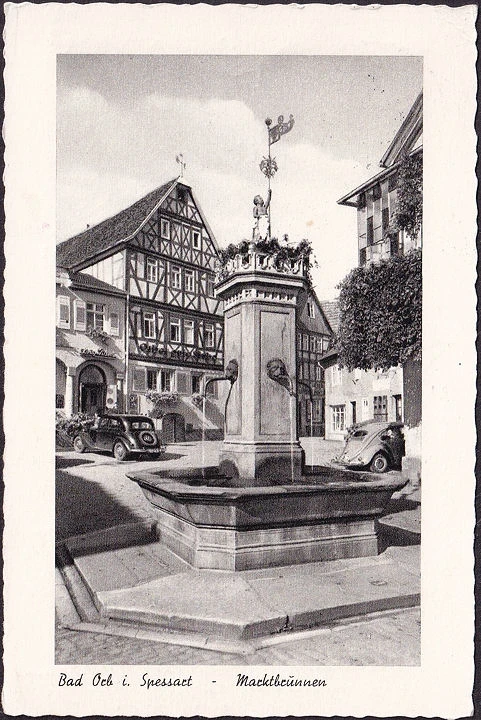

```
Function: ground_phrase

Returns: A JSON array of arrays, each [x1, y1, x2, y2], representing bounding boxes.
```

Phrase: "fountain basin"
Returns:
[[128, 467, 407, 571]]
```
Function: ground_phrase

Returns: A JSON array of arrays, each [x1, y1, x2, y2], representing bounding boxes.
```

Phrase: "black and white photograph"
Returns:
[[54, 53, 423, 667], [3, 3, 476, 718]]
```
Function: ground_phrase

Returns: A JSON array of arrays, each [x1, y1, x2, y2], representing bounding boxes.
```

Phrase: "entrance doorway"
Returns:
[[79, 365, 106, 414], [162, 413, 186, 443]]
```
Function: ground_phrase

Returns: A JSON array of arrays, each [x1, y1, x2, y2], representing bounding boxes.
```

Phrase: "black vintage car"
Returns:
[[73, 414, 165, 461]]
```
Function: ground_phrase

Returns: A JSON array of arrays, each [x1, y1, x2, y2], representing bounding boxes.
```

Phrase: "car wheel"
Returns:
[[73, 436, 86, 453], [113, 442, 128, 461], [369, 452, 389, 473]]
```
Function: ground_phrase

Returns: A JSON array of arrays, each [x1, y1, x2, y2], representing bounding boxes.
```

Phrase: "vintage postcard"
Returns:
[[3, 3, 477, 717]]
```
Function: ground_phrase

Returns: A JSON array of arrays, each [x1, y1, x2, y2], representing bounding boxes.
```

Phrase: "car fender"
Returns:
[[76, 430, 97, 450]]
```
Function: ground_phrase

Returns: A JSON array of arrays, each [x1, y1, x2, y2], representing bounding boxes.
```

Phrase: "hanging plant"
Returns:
[[191, 392, 204, 408], [146, 390, 179, 406], [86, 327, 109, 344]]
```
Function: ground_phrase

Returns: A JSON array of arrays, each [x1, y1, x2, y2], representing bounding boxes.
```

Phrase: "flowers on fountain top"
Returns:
[[216, 236, 315, 287]]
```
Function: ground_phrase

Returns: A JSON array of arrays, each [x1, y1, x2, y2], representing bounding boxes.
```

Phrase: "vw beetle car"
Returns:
[[336, 420, 405, 473], [73, 414, 165, 461]]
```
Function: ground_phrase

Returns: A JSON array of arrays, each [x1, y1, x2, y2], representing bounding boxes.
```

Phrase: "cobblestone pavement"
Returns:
[[56, 438, 419, 666], [56, 608, 420, 665]]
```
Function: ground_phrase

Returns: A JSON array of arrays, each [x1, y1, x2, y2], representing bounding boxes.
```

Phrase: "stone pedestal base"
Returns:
[[219, 442, 305, 486], [157, 511, 378, 571]]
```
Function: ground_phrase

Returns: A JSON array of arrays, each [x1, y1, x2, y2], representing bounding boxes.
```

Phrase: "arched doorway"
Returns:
[[78, 365, 106, 415], [162, 413, 186, 443]]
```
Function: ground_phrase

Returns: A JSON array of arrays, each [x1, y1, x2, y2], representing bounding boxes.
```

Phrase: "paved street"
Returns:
[[56, 439, 419, 665]]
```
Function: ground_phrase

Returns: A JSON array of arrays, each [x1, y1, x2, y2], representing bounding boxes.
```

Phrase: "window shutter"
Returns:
[[57, 296, 71, 329], [110, 311, 120, 336], [74, 299, 86, 331]]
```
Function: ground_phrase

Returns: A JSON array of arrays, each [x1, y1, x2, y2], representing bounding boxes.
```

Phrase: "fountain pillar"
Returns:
[[215, 250, 306, 485]]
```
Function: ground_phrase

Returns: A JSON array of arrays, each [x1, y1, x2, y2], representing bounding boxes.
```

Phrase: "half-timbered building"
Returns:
[[296, 290, 332, 437], [57, 179, 226, 441]]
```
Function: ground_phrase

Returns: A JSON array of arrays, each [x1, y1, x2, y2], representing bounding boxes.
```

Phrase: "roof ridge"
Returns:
[[57, 178, 178, 247]]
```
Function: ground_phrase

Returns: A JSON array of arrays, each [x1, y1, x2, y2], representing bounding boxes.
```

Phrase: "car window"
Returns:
[[351, 430, 368, 439], [108, 419, 123, 430], [130, 420, 154, 430], [98, 418, 109, 430]]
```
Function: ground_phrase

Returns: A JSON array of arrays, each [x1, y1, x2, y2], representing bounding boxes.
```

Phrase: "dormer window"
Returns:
[[177, 188, 187, 203], [307, 301, 315, 318]]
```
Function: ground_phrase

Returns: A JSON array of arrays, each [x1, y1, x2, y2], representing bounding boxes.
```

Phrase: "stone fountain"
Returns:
[[129, 244, 406, 571]]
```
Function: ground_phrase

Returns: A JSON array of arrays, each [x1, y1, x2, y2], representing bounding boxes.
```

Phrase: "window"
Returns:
[[192, 374, 202, 394], [204, 323, 214, 348], [332, 364, 342, 386], [146, 257, 158, 283], [331, 405, 345, 433], [160, 219, 170, 240], [315, 365, 322, 381], [133, 368, 146, 391], [170, 318, 181, 342], [382, 207, 390, 233], [131, 252, 145, 279], [314, 399, 322, 421], [146, 369, 157, 391], [185, 270, 194, 292], [172, 265, 181, 289], [367, 217, 374, 246], [56, 394, 65, 409], [393, 394, 403, 422], [192, 229, 201, 249], [57, 296, 70, 329], [177, 188, 187, 203], [86, 303, 105, 330], [309, 336, 316, 352], [184, 319, 194, 345], [206, 377, 218, 398], [206, 277, 215, 297], [302, 334, 309, 351], [359, 247, 367, 266], [176, 372, 188, 394], [373, 395, 388, 422], [373, 183, 382, 201], [307, 301, 315, 318], [160, 369, 174, 392], [110, 312, 120, 336], [143, 311, 156, 339]]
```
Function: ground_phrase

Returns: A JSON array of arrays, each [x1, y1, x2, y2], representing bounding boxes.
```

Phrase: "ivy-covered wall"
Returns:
[[336, 249, 422, 372]]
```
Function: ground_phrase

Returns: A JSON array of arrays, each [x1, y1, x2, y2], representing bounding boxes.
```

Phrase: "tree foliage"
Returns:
[[336, 250, 422, 371], [387, 152, 423, 239]]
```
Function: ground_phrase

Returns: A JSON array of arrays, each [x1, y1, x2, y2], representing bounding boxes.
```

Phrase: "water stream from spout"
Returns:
[[201, 397, 206, 477], [289, 394, 295, 483], [310, 402, 314, 471]]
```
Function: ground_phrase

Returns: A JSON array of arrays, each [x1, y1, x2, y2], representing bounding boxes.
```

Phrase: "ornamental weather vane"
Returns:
[[253, 114, 295, 241]]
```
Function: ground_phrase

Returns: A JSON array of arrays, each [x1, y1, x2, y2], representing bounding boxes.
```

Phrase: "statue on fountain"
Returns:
[[252, 189, 271, 241]]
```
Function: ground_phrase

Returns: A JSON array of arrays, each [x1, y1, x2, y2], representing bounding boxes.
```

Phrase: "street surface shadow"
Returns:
[[156, 451, 184, 462], [56, 469, 144, 543], [55, 456, 96, 469]]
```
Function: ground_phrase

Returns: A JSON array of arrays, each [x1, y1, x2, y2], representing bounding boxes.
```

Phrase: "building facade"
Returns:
[[56, 269, 126, 417], [321, 91, 422, 457], [337, 91, 422, 267], [56, 179, 226, 440], [320, 347, 403, 442], [296, 290, 332, 437]]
